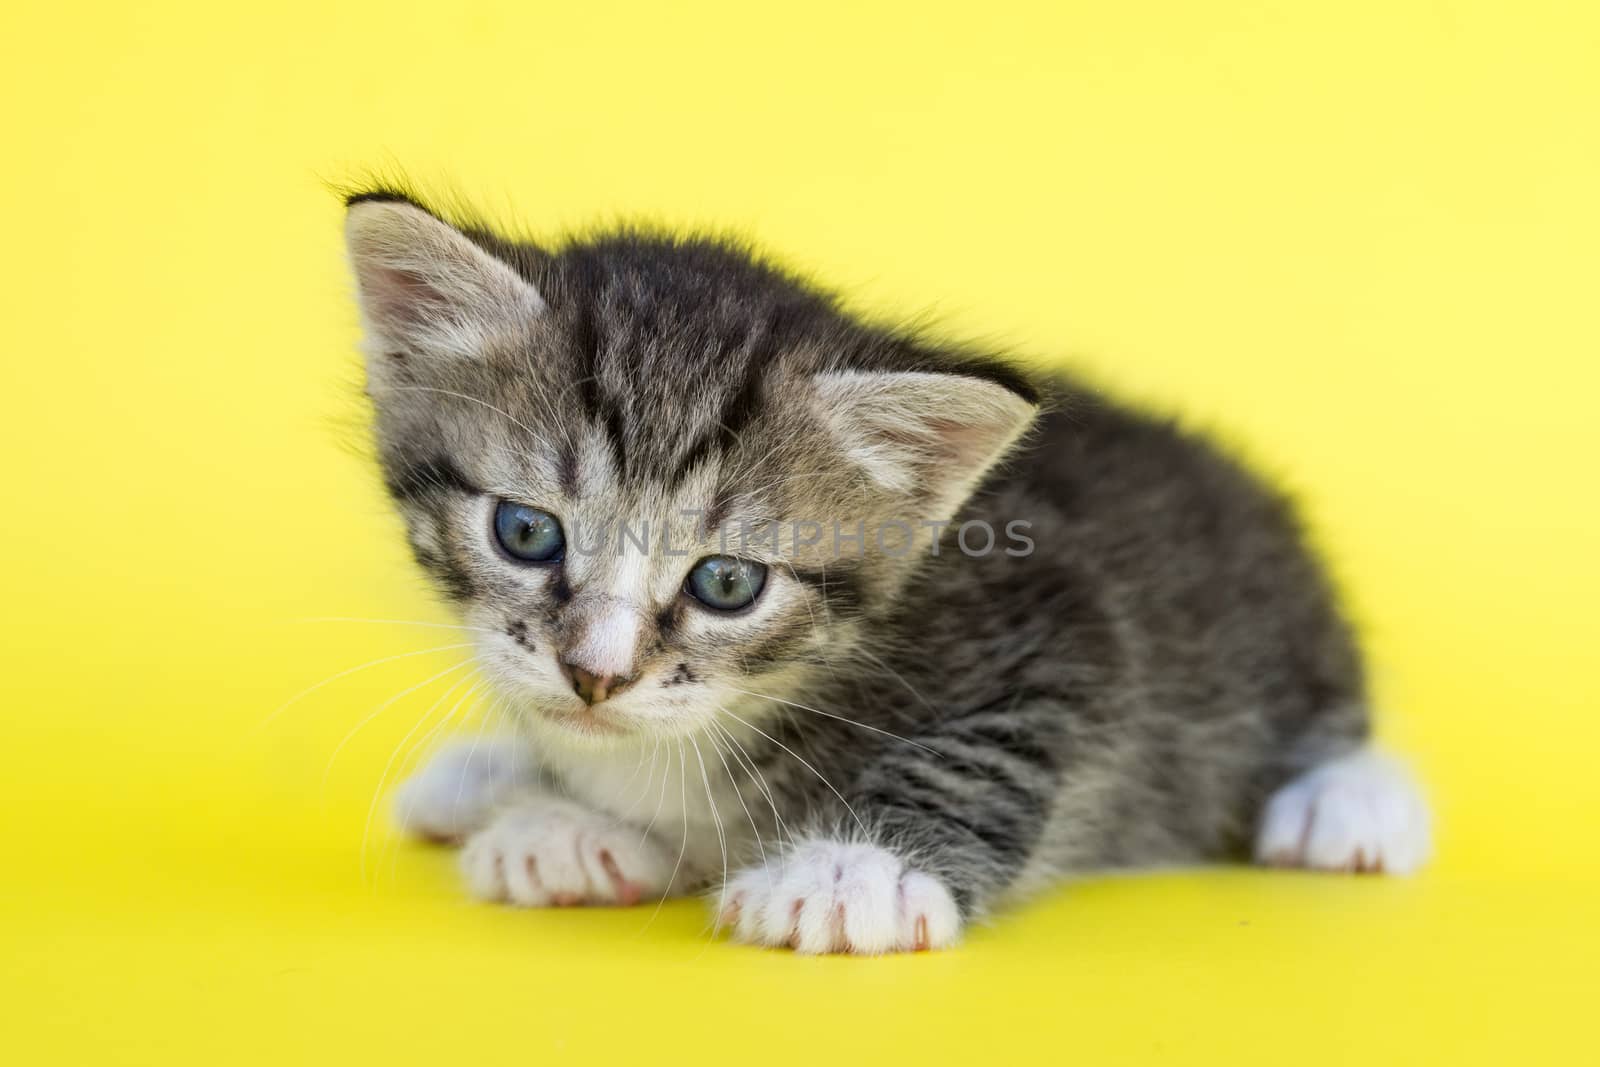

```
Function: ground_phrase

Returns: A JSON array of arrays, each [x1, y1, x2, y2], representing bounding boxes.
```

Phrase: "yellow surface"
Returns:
[[2, 2, 1597, 1063]]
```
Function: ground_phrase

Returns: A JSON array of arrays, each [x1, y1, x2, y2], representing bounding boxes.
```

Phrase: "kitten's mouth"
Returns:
[[543, 703, 628, 737]]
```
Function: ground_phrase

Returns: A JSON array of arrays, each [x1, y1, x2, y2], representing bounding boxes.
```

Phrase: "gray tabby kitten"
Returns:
[[346, 188, 1430, 955]]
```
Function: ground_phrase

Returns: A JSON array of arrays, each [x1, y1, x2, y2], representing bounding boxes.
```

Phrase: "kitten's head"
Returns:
[[344, 191, 1037, 751]]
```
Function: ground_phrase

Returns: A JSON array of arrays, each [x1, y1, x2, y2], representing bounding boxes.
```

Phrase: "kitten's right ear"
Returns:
[[344, 198, 546, 366]]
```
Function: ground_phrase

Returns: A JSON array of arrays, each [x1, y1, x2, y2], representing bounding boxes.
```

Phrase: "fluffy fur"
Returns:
[[343, 186, 1429, 954]]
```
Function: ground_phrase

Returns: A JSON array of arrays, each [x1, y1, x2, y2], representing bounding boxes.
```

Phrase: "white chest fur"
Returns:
[[543, 729, 772, 881]]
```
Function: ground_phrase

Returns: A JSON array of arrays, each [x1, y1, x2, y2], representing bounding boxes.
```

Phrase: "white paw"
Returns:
[[1256, 748, 1431, 874], [461, 797, 675, 907], [720, 840, 961, 955], [393, 737, 535, 843]]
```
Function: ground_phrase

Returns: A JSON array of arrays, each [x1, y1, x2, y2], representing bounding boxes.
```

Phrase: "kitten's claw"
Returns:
[[719, 840, 961, 955], [461, 798, 674, 907], [1255, 748, 1431, 874], [394, 737, 536, 844]]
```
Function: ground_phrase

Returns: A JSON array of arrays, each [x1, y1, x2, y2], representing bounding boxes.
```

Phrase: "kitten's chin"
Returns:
[[541, 705, 630, 740], [513, 694, 646, 752]]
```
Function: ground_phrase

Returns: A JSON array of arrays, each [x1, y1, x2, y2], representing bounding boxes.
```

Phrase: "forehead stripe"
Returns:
[[666, 354, 769, 489], [386, 454, 480, 501]]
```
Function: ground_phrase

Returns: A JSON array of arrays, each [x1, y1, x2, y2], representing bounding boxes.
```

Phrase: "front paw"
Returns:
[[720, 840, 961, 955], [462, 798, 673, 907], [394, 737, 534, 844]]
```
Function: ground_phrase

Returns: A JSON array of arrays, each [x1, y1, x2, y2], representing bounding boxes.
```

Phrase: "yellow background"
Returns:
[[3, 2, 1596, 1063]]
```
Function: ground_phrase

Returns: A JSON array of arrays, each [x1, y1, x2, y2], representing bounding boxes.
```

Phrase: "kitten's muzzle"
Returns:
[[560, 661, 634, 706]]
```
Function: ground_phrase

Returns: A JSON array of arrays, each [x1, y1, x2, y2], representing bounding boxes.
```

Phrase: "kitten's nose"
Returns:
[[562, 663, 632, 705]]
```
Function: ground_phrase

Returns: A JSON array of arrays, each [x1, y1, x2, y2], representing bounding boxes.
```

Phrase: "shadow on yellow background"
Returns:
[[2, 2, 1596, 1063]]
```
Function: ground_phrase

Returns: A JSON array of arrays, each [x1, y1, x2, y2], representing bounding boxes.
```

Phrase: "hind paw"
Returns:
[[1256, 749, 1431, 874]]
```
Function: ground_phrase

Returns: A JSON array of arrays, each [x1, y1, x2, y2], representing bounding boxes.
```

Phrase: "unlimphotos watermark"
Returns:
[[560, 512, 1035, 559]]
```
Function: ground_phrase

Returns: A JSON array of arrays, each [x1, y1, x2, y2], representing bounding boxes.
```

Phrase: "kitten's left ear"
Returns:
[[344, 197, 545, 365], [812, 369, 1039, 513]]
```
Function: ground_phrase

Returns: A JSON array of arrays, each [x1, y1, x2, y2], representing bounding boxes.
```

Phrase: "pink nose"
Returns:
[[562, 663, 633, 705]]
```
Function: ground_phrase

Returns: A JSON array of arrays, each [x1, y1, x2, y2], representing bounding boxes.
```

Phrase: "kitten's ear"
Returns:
[[344, 198, 545, 365], [812, 370, 1038, 511]]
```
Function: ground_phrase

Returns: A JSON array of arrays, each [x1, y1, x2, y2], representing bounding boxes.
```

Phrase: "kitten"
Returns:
[[344, 187, 1430, 954]]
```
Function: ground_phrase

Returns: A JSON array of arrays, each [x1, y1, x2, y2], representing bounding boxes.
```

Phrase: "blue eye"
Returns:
[[493, 500, 565, 563], [685, 556, 767, 612]]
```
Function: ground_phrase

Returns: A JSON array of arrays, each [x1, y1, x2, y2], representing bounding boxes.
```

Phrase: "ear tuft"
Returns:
[[344, 187, 425, 209], [345, 200, 545, 364], [812, 370, 1038, 509]]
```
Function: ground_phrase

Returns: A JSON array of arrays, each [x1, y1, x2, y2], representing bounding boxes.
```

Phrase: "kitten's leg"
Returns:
[[1254, 747, 1431, 874], [461, 796, 680, 907], [721, 707, 1065, 954], [401, 740, 683, 906], [393, 736, 536, 844]]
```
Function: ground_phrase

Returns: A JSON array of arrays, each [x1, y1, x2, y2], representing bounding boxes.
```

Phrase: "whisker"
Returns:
[[384, 384, 560, 473], [689, 735, 729, 926], [322, 659, 473, 791], [716, 706, 867, 835], [774, 557, 836, 679], [711, 718, 796, 853], [641, 738, 692, 933], [640, 737, 674, 846], [853, 648, 938, 717], [386, 680, 487, 884], [398, 679, 486, 793], [454, 691, 512, 816], [609, 738, 654, 820], [289, 616, 499, 635], [388, 385, 546, 443], [251, 642, 477, 738], [723, 685, 940, 756], [617, 738, 663, 823], [704, 725, 770, 888], [362, 670, 478, 883]]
